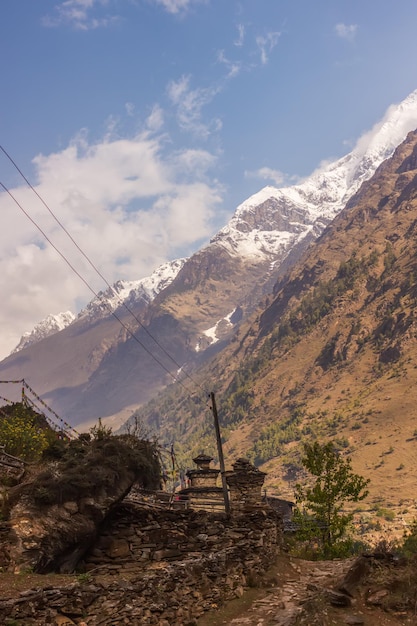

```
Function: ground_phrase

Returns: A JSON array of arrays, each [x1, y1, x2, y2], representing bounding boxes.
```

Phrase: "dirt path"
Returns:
[[198, 556, 413, 626]]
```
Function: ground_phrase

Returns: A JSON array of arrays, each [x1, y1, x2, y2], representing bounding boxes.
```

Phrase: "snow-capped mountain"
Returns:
[[78, 258, 187, 322], [10, 259, 186, 355], [2, 90, 417, 428], [11, 311, 76, 355], [131, 126, 417, 512], [213, 89, 417, 264]]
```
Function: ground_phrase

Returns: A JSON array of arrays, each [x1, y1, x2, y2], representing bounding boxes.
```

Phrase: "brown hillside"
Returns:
[[134, 130, 417, 533], [0, 210, 297, 428]]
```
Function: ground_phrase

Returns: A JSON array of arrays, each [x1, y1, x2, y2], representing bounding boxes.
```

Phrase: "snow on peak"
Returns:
[[11, 311, 76, 354], [11, 259, 187, 354], [355, 88, 417, 159], [212, 89, 417, 261], [78, 258, 187, 321]]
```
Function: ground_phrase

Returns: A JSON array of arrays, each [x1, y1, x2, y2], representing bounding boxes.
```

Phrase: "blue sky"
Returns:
[[1, 0, 417, 357]]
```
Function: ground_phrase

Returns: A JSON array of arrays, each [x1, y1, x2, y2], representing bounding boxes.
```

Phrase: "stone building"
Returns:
[[177, 454, 225, 512], [177, 454, 276, 516], [224, 457, 266, 513]]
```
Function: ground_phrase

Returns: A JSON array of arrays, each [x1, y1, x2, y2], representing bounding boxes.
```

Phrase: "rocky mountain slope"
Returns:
[[134, 128, 417, 520], [11, 311, 75, 354], [1, 91, 417, 428], [10, 258, 187, 354], [75, 258, 186, 324], [0, 260, 186, 428]]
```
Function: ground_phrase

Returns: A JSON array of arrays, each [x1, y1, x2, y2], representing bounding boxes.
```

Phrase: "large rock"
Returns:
[[7, 435, 160, 572]]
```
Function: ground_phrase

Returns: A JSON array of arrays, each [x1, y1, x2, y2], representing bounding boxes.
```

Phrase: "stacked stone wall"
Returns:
[[0, 504, 282, 625]]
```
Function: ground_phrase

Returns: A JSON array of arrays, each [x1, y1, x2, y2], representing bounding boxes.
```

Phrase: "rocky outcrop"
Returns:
[[8, 496, 115, 574], [6, 436, 160, 573]]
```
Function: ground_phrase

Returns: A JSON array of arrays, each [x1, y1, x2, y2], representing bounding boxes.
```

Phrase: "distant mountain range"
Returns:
[[11, 259, 187, 355], [2, 89, 417, 431]]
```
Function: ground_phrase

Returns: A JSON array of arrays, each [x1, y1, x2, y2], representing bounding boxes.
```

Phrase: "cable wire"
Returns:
[[0, 144, 209, 398], [24, 395, 74, 438], [0, 180, 200, 400]]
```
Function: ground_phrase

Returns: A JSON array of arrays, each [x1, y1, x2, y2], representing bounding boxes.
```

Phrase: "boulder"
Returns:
[[7, 435, 160, 572]]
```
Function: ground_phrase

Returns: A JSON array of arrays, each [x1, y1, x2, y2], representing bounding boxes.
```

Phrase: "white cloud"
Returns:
[[146, 104, 165, 131], [44, 0, 208, 25], [218, 24, 285, 80], [150, 0, 207, 14], [245, 166, 287, 186], [217, 50, 241, 79], [167, 75, 189, 102], [43, 0, 119, 30], [353, 92, 417, 158], [335, 23, 358, 43], [256, 31, 280, 65], [234, 23, 245, 47], [0, 128, 222, 358], [125, 102, 135, 117], [167, 75, 221, 138]]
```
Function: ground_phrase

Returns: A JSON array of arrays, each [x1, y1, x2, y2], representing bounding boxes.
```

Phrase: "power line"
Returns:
[[24, 395, 74, 438], [0, 379, 76, 437], [0, 180, 200, 401], [0, 144, 207, 398], [22, 379, 80, 437]]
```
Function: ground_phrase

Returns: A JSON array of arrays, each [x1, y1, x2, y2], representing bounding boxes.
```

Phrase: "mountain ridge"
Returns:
[[10, 311, 76, 355], [132, 129, 417, 527], [2, 91, 417, 429], [10, 258, 187, 356]]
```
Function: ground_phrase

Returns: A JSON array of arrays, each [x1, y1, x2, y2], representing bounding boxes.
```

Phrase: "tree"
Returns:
[[294, 441, 370, 556], [0, 403, 51, 462]]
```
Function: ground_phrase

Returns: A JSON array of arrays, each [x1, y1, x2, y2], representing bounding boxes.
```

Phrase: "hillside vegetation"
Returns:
[[131, 130, 417, 534]]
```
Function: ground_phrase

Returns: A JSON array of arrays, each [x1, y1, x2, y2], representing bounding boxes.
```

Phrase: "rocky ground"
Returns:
[[0, 552, 416, 625], [197, 554, 416, 626]]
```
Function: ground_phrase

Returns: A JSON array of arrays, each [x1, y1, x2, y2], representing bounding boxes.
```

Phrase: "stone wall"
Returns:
[[0, 503, 282, 625]]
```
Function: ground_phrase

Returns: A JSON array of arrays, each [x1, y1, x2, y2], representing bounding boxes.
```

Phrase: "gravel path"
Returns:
[[202, 556, 412, 626], [227, 557, 354, 626]]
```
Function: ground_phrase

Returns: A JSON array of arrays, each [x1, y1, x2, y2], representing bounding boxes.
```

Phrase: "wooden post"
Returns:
[[210, 392, 230, 515], [170, 443, 176, 494]]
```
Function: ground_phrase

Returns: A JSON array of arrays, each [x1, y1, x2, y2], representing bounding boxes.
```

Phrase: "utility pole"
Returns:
[[210, 392, 230, 515]]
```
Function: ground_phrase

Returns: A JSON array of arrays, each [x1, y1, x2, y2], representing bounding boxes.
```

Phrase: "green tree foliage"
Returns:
[[400, 518, 417, 558], [0, 403, 51, 461], [294, 441, 370, 557]]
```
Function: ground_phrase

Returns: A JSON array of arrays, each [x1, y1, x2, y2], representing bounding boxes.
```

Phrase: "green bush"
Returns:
[[0, 403, 52, 461], [375, 507, 396, 521], [400, 519, 417, 558]]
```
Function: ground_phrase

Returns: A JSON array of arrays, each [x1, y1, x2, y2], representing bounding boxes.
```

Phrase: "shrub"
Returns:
[[14, 433, 161, 508], [0, 403, 51, 461], [294, 441, 370, 558], [401, 519, 417, 558]]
